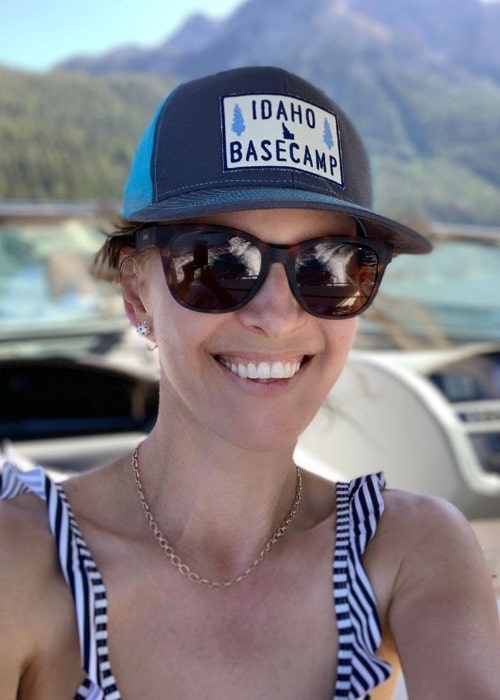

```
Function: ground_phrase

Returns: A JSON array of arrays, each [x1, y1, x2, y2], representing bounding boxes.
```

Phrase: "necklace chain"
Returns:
[[131, 445, 302, 589]]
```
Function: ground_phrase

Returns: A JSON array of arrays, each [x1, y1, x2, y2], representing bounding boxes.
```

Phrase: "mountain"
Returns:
[[58, 0, 500, 84], [2, 0, 500, 226]]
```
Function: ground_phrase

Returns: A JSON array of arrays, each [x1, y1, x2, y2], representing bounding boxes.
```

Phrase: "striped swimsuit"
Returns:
[[0, 461, 391, 700]]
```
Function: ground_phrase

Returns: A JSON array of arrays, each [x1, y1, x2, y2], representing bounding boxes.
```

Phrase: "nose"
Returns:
[[237, 263, 307, 336]]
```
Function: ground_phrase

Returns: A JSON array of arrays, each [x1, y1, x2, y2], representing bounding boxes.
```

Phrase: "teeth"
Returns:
[[220, 358, 302, 380], [248, 362, 258, 379], [258, 362, 271, 379]]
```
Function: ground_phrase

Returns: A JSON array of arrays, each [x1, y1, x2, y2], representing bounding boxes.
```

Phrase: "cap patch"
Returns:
[[221, 94, 344, 186]]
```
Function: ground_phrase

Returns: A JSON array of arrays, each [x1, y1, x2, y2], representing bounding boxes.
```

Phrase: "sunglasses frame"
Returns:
[[134, 223, 393, 319]]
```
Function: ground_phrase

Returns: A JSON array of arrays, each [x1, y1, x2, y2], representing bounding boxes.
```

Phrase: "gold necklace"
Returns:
[[131, 445, 302, 589]]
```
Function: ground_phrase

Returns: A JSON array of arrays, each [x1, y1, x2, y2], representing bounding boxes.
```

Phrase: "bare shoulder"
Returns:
[[0, 491, 56, 581], [0, 492, 85, 698], [380, 486, 474, 536], [371, 487, 492, 595], [377, 489, 500, 699], [0, 493, 65, 693], [378, 487, 485, 572], [0, 492, 65, 621]]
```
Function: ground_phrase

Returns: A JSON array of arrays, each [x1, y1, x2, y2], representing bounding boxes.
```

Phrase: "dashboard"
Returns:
[[429, 351, 500, 404], [297, 342, 500, 519], [428, 350, 500, 476], [0, 353, 158, 473]]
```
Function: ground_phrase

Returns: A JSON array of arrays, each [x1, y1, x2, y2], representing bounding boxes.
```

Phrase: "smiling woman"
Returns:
[[1, 66, 500, 700]]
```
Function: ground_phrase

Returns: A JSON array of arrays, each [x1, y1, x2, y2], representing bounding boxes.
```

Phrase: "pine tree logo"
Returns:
[[231, 104, 246, 136], [323, 118, 334, 150]]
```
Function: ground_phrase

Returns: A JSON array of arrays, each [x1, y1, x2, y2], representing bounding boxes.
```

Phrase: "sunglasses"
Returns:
[[134, 223, 393, 319]]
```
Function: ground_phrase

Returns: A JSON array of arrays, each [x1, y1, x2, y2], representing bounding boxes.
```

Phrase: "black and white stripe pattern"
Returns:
[[333, 473, 392, 699], [52, 483, 121, 699], [1, 461, 391, 700]]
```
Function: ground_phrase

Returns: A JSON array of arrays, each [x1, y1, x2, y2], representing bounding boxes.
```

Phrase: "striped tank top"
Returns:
[[0, 460, 391, 699]]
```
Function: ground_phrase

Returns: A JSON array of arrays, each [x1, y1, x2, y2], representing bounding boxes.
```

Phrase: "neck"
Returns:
[[130, 426, 302, 583]]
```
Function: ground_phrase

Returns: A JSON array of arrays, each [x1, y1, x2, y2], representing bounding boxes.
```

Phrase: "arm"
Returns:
[[388, 493, 500, 699], [0, 493, 84, 700], [0, 500, 37, 699]]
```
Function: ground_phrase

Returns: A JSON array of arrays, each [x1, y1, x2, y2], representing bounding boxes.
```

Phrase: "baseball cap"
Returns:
[[123, 66, 431, 255]]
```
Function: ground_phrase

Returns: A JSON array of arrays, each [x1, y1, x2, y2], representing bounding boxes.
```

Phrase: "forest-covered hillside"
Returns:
[[0, 68, 171, 202]]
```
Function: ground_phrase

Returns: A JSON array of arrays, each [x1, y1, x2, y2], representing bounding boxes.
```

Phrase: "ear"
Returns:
[[119, 252, 148, 327]]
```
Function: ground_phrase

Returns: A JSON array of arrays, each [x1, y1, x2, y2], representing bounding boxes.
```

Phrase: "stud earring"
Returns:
[[136, 321, 152, 336]]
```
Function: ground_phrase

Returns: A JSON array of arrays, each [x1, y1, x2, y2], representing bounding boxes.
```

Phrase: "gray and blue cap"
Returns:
[[123, 65, 431, 255]]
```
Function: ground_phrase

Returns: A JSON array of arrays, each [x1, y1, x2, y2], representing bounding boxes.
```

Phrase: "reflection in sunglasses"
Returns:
[[136, 224, 392, 318]]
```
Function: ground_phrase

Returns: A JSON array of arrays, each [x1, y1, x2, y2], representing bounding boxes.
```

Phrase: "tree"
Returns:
[[231, 104, 246, 136], [323, 117, 334, 149]]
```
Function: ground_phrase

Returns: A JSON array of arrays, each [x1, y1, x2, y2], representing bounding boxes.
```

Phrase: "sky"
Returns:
[[1, 0, 498, 72], [0, 0, 245, 71]]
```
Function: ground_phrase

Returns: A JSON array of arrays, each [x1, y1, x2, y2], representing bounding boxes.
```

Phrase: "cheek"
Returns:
[[151, 288, 221, 375], [321, 318, 358, 380], [140, 257, 188, 335], [325, 317, 358, 353]]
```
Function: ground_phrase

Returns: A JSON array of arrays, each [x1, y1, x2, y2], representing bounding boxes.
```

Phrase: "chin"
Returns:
[[214, 417, 308, 454]]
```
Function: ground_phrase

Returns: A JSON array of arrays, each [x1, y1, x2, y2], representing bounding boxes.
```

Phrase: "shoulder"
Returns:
[[376, 493, 500, 697], [0, 484, 84, 697], [372, 487, 486, 585], [0, 490, 64, 611], [0, 489, 54, 567], [379, 487, 479, 562], [380, 486, 470, 532], [0, 461, 58, 565], [364, 487, 493, 624], [0, 491, 69, 684]]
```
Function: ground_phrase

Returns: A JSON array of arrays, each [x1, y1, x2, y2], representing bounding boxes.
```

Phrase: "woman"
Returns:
[[1, 66, 499, 700]]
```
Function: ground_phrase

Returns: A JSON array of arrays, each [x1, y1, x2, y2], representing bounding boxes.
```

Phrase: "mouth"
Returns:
[[215, 355, 308, 381]]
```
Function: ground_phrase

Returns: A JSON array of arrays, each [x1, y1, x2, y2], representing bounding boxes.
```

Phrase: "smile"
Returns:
[[217, 356, 304, 380]]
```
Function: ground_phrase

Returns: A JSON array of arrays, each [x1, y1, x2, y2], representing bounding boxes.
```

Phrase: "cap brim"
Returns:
[[126, 186, 432, 255]]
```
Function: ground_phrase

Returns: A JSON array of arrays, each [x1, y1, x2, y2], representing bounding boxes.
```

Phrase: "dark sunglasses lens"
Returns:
[[295, 241, 379, 317], [168, 232, 261, 311]]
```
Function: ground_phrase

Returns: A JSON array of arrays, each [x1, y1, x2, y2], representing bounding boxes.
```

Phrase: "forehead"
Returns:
[[180, 208, 357, 244]]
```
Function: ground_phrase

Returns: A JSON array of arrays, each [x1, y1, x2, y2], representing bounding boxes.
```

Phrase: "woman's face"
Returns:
[[128, 208, 359, 452]]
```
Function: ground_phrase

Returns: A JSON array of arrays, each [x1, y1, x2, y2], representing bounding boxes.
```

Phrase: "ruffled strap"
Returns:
[[333, 473, 392, 700], [0, 459, 48, 500]]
